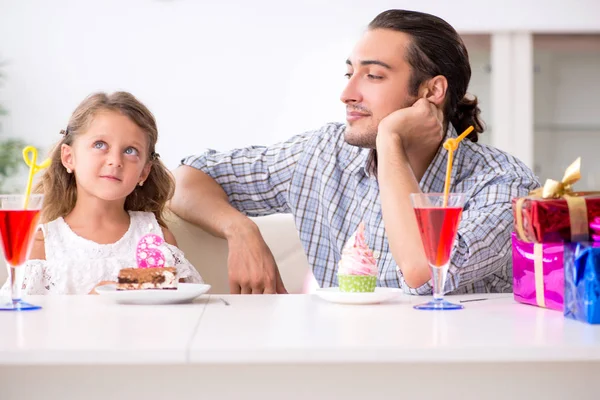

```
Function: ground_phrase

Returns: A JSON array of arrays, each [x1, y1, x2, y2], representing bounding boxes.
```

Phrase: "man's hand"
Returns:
[[226, 223, 288, 295], [377, 98, 444, 154]]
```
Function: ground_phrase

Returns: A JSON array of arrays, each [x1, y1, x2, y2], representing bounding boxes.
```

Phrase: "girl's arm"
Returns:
[[29, 229, 46, 260], [161, 227, 178, 247]]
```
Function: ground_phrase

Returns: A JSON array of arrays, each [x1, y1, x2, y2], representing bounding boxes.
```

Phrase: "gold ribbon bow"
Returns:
[[515, 157, 591, 243], [529, 157, 581, 199]]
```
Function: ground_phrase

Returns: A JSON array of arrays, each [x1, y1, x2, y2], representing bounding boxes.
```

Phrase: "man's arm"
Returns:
[[376, 140, 429, 289], [170, 134, 311, 294], [398, 176, 536, 294], [171, 167, 280, 293], [376, 96, 537, 293], [376, 99, 446, 289], [171, 166, 255, 241]]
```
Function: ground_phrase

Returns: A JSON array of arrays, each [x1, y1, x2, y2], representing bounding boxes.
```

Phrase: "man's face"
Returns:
[[341, 29, 418, 148]]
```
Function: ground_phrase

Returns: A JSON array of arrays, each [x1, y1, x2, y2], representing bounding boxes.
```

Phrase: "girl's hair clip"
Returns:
[[60, 128, 69, 136], [151, 152, 160, 160]]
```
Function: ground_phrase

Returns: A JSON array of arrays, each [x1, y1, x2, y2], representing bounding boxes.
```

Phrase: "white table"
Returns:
[[1, 293, 599, 400]]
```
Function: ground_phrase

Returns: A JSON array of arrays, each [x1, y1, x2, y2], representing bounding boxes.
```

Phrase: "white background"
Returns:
[[1, 0, 599, 172]]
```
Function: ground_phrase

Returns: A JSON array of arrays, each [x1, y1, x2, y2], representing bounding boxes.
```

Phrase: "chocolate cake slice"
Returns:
[[117, 267, 178, 290]]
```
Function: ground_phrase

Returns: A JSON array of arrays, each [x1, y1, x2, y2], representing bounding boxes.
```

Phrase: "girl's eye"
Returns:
[[93, 141, 107, 150], [124, 147, 139, 156]]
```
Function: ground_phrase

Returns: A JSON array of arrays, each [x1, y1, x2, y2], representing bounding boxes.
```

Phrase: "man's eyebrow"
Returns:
[[345, 59, 393, 70]]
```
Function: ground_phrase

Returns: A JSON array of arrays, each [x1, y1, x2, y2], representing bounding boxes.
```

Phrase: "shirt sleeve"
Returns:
[[399, 173, 539, 295], [181, 132, 313, 217]]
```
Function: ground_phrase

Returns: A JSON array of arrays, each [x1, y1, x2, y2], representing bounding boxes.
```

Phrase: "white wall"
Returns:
[[1, 0, 600, 172], [464, 49, 492, 146], [533, 48, 600, 189]]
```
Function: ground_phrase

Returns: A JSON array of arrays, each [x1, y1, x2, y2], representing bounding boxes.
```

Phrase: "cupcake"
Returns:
[[337, 222, 378, 292]]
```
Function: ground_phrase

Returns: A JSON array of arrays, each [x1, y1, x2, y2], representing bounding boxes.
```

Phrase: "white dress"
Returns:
[[1, 211, 203, 295]]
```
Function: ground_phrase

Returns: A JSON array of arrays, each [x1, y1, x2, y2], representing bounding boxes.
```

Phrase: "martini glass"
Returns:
[[0, 194, 44, 311], [411, 193, 465, 310]]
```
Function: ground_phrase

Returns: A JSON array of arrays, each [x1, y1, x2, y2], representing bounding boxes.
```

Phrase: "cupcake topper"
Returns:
[[136, 225, 166, 268]]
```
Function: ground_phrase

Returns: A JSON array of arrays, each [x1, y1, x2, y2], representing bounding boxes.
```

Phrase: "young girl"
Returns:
[[2, 91, 202, 294]]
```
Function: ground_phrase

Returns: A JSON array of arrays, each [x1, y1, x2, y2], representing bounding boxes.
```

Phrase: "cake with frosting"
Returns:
[[117, 267, 177, 290], [337, 222, 378, 292], [117, 233, 178, 290]]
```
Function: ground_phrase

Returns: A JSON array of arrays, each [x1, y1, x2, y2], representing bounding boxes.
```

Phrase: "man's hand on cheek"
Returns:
[[377, 98, 444, 154]]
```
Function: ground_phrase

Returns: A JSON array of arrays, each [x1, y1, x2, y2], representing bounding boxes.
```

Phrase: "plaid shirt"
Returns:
[[182, 123, 539, 294]]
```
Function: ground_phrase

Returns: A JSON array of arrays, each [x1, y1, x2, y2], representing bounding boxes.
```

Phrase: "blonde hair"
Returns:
[[36, 91, 174, 227]]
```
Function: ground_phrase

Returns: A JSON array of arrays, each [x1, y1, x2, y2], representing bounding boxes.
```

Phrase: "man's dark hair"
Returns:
[[369, 9, 484, 142]]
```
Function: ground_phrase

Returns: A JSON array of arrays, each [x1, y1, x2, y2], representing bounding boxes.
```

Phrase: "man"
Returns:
[[171, 9, 539, 295]]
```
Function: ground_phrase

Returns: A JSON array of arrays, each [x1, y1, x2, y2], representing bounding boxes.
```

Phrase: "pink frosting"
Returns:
[[338, 222, 378, 276]]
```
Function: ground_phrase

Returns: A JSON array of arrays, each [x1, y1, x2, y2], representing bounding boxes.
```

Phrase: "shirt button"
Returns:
[[373, 251, 381, 259]]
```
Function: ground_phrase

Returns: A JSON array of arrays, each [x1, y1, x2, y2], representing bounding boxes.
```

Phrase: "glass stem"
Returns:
[[430, 264, 449, 301], [8, 265, 24, 304]]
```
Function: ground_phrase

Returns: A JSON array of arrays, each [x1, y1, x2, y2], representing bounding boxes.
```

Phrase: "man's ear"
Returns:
[[418, 75, 448, 106]]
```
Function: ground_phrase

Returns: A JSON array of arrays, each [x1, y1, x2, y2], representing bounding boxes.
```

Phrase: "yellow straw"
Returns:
[[441, 126, 474, 207], [22, 146, 51, 209]]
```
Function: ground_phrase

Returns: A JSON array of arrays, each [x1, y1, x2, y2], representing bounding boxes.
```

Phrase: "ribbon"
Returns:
[[528, 157, 581, 199], [515, 158, 597, 242], [533, 243, 546, 308]]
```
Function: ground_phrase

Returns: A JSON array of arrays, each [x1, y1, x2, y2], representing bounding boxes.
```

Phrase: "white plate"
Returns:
[[314, 287, 402, 305], [96, 283, 211, 305]]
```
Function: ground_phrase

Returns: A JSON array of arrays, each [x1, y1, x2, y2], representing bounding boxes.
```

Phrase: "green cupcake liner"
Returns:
[[338, 274, 377, 293]]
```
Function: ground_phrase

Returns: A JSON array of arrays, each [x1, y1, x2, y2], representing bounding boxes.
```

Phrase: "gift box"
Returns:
[[564, 242, 600, 324], [513, 195, 600, 243], [512, 233, 564, 311], [513, 158, 600, 243]]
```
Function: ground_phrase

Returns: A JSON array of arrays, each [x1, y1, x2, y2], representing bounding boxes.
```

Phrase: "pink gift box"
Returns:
[[512, 232, 564, 311]]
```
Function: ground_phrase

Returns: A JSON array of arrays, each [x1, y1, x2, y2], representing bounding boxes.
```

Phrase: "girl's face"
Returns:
[[61, 110, 151, 203]]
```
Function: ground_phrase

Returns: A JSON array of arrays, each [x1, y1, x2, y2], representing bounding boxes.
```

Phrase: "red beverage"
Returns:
[[414, 207, 462, 267], [0, 209, 41, 267]]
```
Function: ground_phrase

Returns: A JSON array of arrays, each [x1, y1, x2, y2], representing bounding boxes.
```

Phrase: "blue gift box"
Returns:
[[564, 242, 600, 324]]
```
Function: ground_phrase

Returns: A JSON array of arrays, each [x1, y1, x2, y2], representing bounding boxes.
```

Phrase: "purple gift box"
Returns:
[[512, 232, 564, 311]]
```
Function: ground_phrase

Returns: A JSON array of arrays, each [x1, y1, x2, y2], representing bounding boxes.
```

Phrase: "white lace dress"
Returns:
[[0, 211, 203, 295]]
